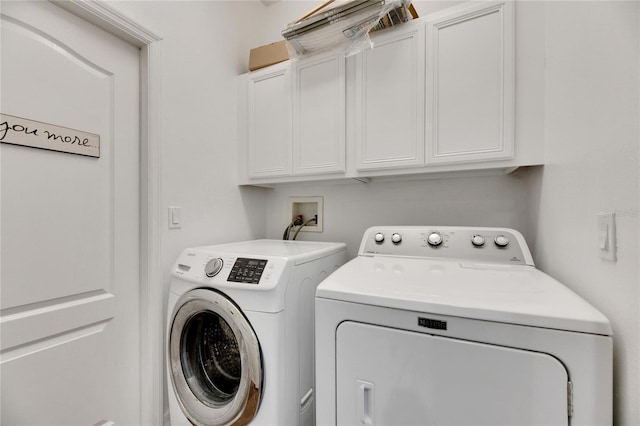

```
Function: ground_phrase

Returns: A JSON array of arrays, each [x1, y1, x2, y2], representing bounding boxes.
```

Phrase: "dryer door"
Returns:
[[336, 321, 570, 426], [169, 288, 263, 426]]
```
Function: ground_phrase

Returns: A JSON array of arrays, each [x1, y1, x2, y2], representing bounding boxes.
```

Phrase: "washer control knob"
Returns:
[[471, 235, 485, 247], [391, 233, 402, 244], [374, 233, 385, 243], [494, 235, 510, 248], [205, 258, 224, 277], [427, 232, 443, 247]]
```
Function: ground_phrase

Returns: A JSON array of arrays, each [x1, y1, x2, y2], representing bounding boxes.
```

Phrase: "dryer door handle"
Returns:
[[357, 380, 374, 425]]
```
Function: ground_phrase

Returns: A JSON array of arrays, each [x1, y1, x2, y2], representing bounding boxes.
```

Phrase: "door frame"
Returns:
[[50, 1, 164, 424]]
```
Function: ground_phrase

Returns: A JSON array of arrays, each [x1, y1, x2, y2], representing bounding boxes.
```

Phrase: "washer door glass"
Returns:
[[170, 289, 263, 426], [181, 311, 242, 404]]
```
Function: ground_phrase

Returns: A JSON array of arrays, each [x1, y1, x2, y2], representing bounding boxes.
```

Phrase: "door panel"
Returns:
[[336, 321, 569, 426], [355, 24, 425, 170], [247, 64, 291, 178], [1, 327, 112, 425], [1, 16, 112, 307], [1, 2, 140, 424], [292, 52, 346, 175], [426, 1, 515, 164]]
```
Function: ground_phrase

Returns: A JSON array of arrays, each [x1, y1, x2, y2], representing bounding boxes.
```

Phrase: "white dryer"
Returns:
[[316, 226, 612, 426], [167, 239, 346, 426]]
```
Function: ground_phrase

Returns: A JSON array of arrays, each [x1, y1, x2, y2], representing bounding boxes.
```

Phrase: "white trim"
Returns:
[[51, 0, 160, 46], [50, 1, 164, 425], [139, 41, 164, 426]]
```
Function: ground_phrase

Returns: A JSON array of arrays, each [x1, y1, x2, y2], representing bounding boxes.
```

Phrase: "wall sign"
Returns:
[[0, 113, 100, 158]]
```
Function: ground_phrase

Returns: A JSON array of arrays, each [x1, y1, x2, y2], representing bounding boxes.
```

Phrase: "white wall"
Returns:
[[264, 171, 533, 258], [108, 1, 270, 286], [106, 1, 273, 420], [527, 2, 639, 424]]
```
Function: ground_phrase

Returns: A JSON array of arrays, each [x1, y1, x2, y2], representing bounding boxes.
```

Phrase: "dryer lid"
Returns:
[[316, 256, 612, 336]]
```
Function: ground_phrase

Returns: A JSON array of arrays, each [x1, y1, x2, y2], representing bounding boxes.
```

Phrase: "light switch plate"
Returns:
[[169, 206, 182, 229], [597, 212, 616, 261]]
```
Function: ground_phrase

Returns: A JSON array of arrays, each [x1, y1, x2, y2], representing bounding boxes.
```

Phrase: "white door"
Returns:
[[337, 322, 570, 426], [1, 2, 141, 425]]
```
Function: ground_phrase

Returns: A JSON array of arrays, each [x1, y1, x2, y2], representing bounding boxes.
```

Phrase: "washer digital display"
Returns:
[[228, 258, 268, 284]]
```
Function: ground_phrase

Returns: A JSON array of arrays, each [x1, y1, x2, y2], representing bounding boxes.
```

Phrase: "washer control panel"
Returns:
[[361, 226, 532, 265], [173, 250, 287, 288], [228, 258, 268, 284]]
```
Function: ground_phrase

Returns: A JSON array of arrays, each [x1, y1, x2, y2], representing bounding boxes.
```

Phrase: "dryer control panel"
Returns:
[[360, 226, 534, 265]]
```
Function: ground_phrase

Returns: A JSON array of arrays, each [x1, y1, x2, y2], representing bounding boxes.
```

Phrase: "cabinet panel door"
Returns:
[[426, 1, 514, 164], [247, 65, 291, 178], [355, 23, 425, 170], [292, 52, 346, 175]]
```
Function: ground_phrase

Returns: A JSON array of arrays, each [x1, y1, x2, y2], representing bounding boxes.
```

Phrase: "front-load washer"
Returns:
[[167, 239, 346, 426], [316, 226, 612, 426]]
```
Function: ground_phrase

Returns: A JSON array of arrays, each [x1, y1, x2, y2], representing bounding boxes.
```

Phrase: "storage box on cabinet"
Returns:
[[248, 40, 289, 71]]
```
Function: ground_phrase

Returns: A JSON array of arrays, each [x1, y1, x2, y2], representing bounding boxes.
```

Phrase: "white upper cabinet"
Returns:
[[238, 0, 532, 185], [245, 63, 291, 178], [292, 51, 346, 175], [425, 1, 515, 164], [239, 53, 346, 183], [354, 22, 425, 171]]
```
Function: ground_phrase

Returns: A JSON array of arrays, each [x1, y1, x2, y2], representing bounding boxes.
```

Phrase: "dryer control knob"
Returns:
[[494, 235, 510, 248], [374, 233, 385, 243], [205, 258, 224, 277], [391, 233, 402, 244], [427, 232, 443, 247], [471, 235, 485, 247]]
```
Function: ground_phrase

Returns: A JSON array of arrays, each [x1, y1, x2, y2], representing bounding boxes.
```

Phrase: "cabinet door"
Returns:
[[426, 1, 514, 164], [247, 64, 291, 178], [354, 23, 425, 170], [292, 52, 346, 175]]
